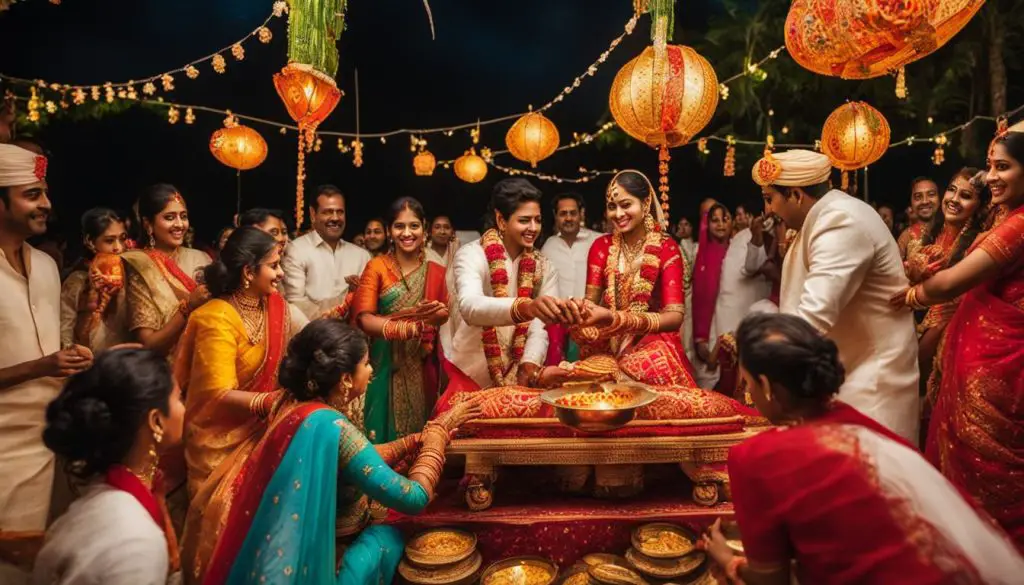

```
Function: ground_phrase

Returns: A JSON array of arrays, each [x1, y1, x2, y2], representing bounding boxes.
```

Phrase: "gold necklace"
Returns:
[[619, 231, 646, 270], [231, 291, 266, 345]]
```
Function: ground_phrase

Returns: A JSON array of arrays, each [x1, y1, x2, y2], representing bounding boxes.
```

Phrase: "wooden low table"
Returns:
[[447, 418, 755, 511]]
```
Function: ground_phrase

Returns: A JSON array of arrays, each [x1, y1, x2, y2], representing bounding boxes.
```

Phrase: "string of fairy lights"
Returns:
[[2, 0, 1018, 183]]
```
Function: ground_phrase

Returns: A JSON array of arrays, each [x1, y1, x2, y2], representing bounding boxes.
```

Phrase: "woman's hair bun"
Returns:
[[43, 348, 174, 480], [279, 320, 369, 402]]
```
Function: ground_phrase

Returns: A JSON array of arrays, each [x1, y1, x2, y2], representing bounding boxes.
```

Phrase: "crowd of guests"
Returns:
[[0, 117, 1022, 584]]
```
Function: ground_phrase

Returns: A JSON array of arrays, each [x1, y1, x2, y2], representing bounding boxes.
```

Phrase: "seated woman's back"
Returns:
[[709, 312, 1024, 585], [730, 402, 1022, 584], [33, 349, 185, 585], [35, 483, 168, 585]]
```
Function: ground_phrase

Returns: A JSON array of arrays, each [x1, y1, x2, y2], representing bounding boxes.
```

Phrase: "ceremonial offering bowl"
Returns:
[[404, 528, 477, 566], [540, 383, 659, 433], [630, 523, 697, 559], [481, 557, 558, 585], [398, 551, 482, 585]]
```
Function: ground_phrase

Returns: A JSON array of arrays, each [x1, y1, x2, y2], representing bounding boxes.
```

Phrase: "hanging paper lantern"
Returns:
[[785, 0, 984, 80], [821, 101, 891, 172], [505, 111, 560, 168], [273, 64, 343, 130], [609, 43, 718, 226], [454, 148, 488, 183], [609, 44, 718, 148], [210, 125, 268, 171], [413, 149, 436, 176]]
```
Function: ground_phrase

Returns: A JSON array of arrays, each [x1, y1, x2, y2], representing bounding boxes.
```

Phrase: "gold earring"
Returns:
[[148, 232, 155, 248], [244, 277, 251, 290]]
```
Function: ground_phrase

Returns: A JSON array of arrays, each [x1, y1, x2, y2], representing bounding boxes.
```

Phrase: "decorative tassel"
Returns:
[[295, 132, 306, 229], [841, 171, 849, 191], [352, 139, 364, 167], [647, 0, 674, 46], [658, 144, 671, 228], [895, 66, 907, 99], [932, 135, 947, 165], [724, 136, 736, 177]]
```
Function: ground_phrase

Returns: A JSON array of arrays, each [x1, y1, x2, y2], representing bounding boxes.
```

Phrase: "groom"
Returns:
[[751, 149, 919, 444]]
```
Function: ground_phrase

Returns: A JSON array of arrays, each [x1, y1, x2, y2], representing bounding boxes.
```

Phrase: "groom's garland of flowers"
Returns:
[[480, 229, 537, 386]]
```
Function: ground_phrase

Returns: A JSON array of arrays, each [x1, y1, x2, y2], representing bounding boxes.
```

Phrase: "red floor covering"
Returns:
[[387, 468, 731, 570]]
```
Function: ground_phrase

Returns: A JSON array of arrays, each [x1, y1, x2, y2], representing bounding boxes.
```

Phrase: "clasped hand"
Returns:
[[391, 300, 449, 327], [521, 297, 615, 328]]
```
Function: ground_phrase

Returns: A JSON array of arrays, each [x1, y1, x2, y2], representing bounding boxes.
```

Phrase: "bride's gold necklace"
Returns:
[[230, 290, 266, 345], [619, 230, 646, 270]]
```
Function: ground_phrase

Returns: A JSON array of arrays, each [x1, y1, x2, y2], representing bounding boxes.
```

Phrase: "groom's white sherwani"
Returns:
[[781, 190, 920, 443]]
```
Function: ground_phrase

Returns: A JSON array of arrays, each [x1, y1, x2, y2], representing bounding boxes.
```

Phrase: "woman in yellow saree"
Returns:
[[122, 184, 212, 358], [352, 197, 449, 444], [174, 227, 309, 584]]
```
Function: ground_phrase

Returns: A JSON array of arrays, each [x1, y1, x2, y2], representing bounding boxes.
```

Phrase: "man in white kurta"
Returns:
[[0, 145, 92, 577], [282, 186, 371, 319], [753, 150, 919, 443], [440, 239, 559, 389]]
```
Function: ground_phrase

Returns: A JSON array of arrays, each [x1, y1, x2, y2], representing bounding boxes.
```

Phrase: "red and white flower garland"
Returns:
[[480, 228, 537, 386]]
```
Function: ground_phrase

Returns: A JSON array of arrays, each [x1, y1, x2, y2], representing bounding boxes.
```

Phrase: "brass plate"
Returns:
[[399, 551, 482, 585], [481, 557, 558, 585], [631, 523, 696, 559], [405, 528, 477, 566], [625, 548, 705, 579]]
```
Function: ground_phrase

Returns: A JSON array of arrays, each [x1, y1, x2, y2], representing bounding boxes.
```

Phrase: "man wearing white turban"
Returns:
[[752, 150, 919, 444], [0, 143, 92, 581]]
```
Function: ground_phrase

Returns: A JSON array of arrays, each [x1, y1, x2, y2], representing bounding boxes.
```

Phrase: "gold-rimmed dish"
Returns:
[[481, 556, 559, 585], [625, 548, 705, 580], [580, 554, 630, 568], [630, 523, 697, 559], [398, 550, 482, 585], [540, 383, 659, 433], [559, 563, 593, 585], [404, 528, 477, 567]]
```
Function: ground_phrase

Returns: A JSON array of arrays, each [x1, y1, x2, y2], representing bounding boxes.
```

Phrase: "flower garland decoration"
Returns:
[[480, 228, 537, 386], [603, 225, 663, 314]]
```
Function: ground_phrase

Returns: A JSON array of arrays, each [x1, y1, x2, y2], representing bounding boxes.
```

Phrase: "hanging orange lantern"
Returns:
[[209, 125, 268, 171], [785, 0, 983, 81], [454, 148, 488, 183], [609, 43, 718, 225], [821, 101, 891, 171], [413, 149, 436, 176], [273, 64, 343, 129], [505, 111, 560, 168]]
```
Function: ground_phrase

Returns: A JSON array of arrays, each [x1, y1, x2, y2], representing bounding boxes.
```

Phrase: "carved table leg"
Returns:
[[680, 462, 729, 507], [464, 455, 498, 511]]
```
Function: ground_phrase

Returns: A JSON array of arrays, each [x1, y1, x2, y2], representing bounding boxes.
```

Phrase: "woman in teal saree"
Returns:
[[201, 320, 479, 585]]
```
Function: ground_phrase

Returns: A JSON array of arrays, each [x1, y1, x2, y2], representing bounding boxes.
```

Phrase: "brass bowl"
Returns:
[[481, 557, 558, 585], [540, 383, 659, 433], [405, 527, 477, 566], [630, 523, 697, 559]]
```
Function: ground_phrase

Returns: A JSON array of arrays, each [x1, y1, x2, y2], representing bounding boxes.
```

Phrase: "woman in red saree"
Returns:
[[703, 313, 1024, 585], [892, 123, 1024, 550], [573, 170, 697, 387], [174, 228, 308, 583], [352, 197, 449, 444]]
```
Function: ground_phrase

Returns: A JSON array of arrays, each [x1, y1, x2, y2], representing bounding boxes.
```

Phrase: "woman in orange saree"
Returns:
[[352, 197, 449, 444], [893, 122, 1024, 550], [175, 228, 309, 583], [572, 170, 698, 387]]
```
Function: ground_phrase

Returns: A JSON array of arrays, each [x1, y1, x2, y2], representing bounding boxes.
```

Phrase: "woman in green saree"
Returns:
[[352, 197, 449, 443]]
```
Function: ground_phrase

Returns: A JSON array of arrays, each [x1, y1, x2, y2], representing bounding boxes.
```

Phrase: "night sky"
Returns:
[[0, 0, 987, 249]]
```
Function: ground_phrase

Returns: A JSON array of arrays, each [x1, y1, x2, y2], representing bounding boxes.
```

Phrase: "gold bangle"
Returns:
[[510, 297, 529, 323]]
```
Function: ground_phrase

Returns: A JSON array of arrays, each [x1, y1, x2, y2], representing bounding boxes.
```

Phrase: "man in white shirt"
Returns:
[[282, 185, 371, 319], [539, 193, 598, 363], [440, 179, 575, 390], [753, 149, 919, 443], [0, 144, 93, 580]]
